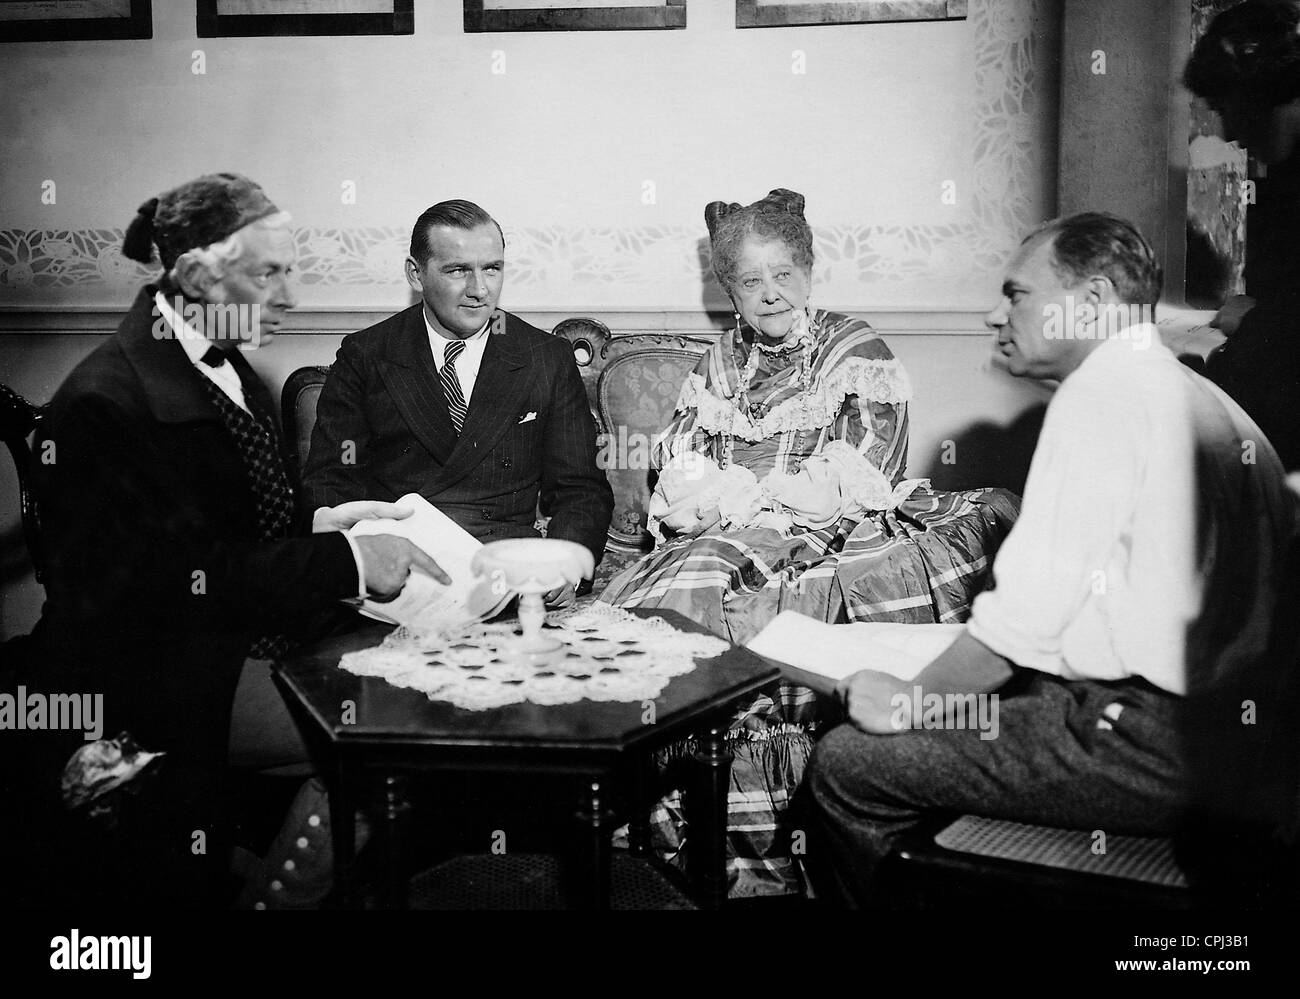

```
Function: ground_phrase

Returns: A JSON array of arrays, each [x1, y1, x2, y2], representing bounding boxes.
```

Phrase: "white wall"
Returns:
[[0, 0, 1059, 310], [0, 0, 1062, 637]]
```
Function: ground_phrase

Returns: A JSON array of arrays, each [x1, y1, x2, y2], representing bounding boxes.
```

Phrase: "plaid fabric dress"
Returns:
[[599, 311, 1021, 896]]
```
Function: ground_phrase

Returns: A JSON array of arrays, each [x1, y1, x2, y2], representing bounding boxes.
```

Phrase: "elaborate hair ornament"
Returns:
[[704, 188, 807, 240]]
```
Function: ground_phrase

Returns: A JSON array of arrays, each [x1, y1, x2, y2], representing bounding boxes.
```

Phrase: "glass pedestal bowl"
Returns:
[[470, 538, 595, 664]]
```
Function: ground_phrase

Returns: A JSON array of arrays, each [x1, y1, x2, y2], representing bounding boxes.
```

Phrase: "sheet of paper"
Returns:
[[746, 612, 966, 686], [346, 493, 510, 630]]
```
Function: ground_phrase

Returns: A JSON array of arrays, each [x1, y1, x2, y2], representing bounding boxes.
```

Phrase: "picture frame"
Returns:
[[736, 0, 967, 29], [196, 0, 414, 39], [0, 0, 152, 43], [464, 1, 686, 33]]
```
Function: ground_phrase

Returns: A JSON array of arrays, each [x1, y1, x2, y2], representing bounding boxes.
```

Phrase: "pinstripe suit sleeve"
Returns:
[[536, 337, 614, 562], [301, 333, 376, 510]]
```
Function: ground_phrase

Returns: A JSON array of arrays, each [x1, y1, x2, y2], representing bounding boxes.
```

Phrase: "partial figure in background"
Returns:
[[1185, 0, 1300, 469], [599, 189, 1019, 897]]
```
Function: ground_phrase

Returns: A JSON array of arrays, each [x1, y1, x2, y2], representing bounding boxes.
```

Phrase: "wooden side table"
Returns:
[[273, 609, 779, 909]]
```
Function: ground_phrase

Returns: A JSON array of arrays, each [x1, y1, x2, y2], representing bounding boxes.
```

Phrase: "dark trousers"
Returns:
[[801, 670, 1187, 907]]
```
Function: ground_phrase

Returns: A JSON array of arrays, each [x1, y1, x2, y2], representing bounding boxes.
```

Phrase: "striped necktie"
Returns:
[[441, 339, 468, 433]]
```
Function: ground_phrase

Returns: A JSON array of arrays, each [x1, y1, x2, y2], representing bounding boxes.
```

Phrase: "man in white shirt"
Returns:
[[802, 212, 1295, 906], [302, 200, 613, 606]]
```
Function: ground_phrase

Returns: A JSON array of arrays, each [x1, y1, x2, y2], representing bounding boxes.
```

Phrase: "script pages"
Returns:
[[346, 493, 512, 631], [745, 612, 967, 695]]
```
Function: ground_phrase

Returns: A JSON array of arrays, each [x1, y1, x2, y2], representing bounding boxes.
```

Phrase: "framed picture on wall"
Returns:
[[464, 1, 686, 32], [196, 0, 414, 38], [736, 0, 967, 28], [0, 0, 152, 42]]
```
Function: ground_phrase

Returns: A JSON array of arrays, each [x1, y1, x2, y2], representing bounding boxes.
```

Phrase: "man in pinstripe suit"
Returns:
[[302, 200, 613, 605]]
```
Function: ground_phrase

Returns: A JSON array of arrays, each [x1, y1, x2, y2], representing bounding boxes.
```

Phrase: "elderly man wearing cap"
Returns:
[[18, 174, 445, 903]]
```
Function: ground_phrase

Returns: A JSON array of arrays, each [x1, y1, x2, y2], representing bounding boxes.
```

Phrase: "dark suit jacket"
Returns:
[[26, 287, 359, 771], [302, 305, 613, 562]]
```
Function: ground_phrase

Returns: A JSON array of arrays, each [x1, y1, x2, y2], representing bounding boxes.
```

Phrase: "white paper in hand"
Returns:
[[346, 493, 511, 631], [745, 612, 965, 695]]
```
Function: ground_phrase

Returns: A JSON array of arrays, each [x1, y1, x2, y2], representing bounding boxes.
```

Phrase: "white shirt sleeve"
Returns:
[[967, 374, 1143, 674]]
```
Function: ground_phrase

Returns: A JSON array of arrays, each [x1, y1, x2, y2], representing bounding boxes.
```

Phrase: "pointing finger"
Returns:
[[407, 546, 451, 586]]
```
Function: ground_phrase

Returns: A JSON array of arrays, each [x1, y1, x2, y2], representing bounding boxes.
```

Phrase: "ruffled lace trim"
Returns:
[[677, 356, 913, 441]]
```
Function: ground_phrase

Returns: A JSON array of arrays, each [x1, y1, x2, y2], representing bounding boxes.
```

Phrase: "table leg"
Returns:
[[382, 775, 412, 910], [329, 762, 357, 909], [568, 778, 612, 910], [628, 757, 652, 858], [686, 722, 732, 909]]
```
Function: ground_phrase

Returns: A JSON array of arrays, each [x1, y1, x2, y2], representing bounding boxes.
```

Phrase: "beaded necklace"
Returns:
[[720, 309, 820, 469]]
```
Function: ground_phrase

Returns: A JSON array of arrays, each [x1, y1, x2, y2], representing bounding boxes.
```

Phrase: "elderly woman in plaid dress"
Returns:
[[600, 189, 1020, 896]]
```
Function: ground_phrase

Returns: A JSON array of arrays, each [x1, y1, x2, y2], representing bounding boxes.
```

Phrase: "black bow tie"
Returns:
[[200, 345, 230, 368]]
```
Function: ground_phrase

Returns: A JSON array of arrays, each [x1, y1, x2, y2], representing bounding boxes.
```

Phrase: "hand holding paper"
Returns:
[[346, 493, 511, 630], [353, 534, 450, 594], [745, 612, 966, 696], [313, 500, 418, 534], [836, 669, 916, 735]]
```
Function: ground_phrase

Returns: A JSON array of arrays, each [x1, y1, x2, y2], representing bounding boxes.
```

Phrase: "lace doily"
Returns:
[[337, 603, 729, 711]]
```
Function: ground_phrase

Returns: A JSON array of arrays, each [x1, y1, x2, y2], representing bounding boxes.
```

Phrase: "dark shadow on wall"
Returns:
[[917, 404, 1049, 496], [697, 234, 731, 314]]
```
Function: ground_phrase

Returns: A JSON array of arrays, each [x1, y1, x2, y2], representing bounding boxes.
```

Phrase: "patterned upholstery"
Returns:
[[595, 347, 708, 550], [281, 365, 331, 476]]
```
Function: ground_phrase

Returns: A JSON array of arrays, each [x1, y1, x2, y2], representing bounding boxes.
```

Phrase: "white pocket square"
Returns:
[[518, 411, 537, 424]]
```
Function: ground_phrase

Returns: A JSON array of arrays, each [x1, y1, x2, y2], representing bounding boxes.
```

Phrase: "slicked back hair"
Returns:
[[1025, 212, 1163, 307], [410, 200, 505, 266]]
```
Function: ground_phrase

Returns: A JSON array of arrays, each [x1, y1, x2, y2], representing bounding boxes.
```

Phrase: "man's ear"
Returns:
[[1083, 274, 1116, 305], [1070, 276, 1108, 322], [404, 256, 424, 293], [173, 252, 217, 300]]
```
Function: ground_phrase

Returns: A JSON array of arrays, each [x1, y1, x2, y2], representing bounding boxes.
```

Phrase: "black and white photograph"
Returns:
[[0, 0, 1294, 981]]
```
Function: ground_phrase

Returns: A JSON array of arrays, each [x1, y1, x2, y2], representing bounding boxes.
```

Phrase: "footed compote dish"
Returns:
[[470, 538, 595, 663]]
